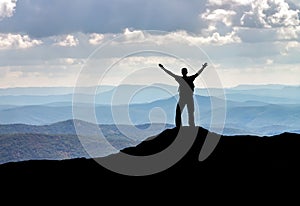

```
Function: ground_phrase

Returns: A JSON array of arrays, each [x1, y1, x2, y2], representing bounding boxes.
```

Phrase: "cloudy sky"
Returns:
[[0, 0, 300, 88]]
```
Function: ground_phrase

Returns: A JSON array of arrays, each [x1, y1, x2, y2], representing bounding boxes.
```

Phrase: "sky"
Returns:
[[0, 0, 300, 88]]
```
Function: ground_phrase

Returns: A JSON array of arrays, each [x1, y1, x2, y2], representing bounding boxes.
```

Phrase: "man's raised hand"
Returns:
[[196, 62, 208, 75], [158, 64, 164, 69]]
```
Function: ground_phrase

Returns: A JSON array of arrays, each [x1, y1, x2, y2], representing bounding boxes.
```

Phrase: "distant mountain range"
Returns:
[[0, 119, 171, 164], [0, 84, 299, 136], [1, 84, 299, 106], [0, 96, 299, 136], [1, 83, 300, 166]]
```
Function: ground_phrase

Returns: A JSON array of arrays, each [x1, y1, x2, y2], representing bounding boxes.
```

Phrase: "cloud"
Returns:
[[267, 0, 299, 27], [207, 0, 252, 6], [0, 0, 17, 20], [266, 58, 274, 65], [123, 28, 146, 42], [240, 0, 300, 28], [276, 25, 300, 40], [0, 1, 299, 88], [60, 58, 85, 65], [174, 30, 241, 46], [280, 41, 300, 55], [89, 29, 153, 46], [201, 0, 300, 43], [202, 9, 237, 27], [288, 0, 300, 7], [240, 0, 271, 28], [205, 0, 300, 29], [0, 0, 207, 37], [116, 29, 241, 46], [89, 33, 105, 45], [0, 33, 42, 49], [54, 35, 79, 47], [64, 58, 75, 65]]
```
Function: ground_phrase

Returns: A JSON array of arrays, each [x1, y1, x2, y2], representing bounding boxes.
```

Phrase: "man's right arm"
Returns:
[[158, 64, 176, 78]]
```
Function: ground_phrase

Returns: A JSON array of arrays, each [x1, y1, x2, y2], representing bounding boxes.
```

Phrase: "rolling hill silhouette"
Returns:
[[1, 126, 300, 180]]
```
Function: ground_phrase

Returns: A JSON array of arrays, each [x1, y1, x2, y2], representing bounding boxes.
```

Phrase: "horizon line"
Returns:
[[0, 83, 299, 90]]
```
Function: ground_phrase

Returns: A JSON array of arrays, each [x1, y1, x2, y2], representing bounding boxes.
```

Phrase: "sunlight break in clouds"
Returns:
[[0, 0, 299, 88], [0, 0, 17, 20]]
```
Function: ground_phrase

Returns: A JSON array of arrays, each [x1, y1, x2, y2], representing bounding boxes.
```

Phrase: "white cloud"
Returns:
[[202, 0, 300, 43], [205, 0, 300, 29], [0, 30, 298, 88], [61, 58, 85, 65], [115, 29, 241, 46], [286, 41, 300, 49], [281, 41, 300, 55], [240, 0, 271, 28], [0, 33, 42, 49], [184, 31, 241, 45], [202, 9, 236, 27], [0, 0, 17, 20], [55, 35, 79, 47], [207, 0, 252, 6], [276, 25, 300, 40], [266, 0, 299, 27], [89, 33, 104, 45], [64, 58, 75, 65], [240, 0, 300, 28], [266, 58, 274, 65], [122, 28, 146, 43]]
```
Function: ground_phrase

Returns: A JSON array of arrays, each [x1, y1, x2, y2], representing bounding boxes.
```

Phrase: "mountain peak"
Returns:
[[121, 126, 208, 157]]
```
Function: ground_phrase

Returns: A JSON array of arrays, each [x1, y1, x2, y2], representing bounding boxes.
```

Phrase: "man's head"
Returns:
[[181, 68, 188, 76]]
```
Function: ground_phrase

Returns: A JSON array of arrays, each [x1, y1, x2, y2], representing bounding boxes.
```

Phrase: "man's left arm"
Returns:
[[196, 63, 208, 76]]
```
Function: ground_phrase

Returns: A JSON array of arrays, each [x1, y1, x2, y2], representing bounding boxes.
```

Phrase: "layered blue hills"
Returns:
[[0, 119, 172, 164], [0, 84, 299, 165], [0, 84, 299, 136]]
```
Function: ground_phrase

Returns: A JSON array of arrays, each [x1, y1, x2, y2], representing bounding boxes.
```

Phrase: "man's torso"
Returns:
[[175, 75, 198, 96]]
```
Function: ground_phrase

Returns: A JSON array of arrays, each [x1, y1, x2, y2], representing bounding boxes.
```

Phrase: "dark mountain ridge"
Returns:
[[2, 126, 300, 179]]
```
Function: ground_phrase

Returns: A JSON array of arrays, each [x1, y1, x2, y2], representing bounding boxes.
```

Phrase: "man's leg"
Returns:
[[175, 100, 185, 127], [187, 97, 195, 127]]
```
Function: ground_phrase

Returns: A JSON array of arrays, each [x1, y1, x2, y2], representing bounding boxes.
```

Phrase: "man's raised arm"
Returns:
[[158, 64, 176, 78], [196, 63, 208, 75]]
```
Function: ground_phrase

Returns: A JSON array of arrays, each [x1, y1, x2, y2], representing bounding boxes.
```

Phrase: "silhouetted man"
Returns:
[[158, 63, 208, 127]]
